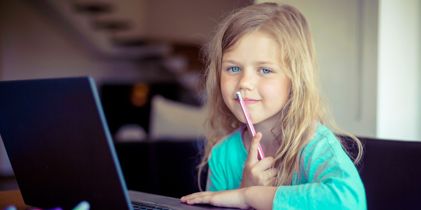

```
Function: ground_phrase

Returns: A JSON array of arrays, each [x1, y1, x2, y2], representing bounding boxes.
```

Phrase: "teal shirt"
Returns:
[[207, 124, 366, 210]]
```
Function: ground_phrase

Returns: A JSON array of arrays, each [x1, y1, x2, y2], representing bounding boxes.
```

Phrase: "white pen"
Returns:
[[236, 91, 265, 160]]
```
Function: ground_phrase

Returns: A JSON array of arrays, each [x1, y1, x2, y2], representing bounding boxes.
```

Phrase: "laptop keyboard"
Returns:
[[132, 201, 172, 210]]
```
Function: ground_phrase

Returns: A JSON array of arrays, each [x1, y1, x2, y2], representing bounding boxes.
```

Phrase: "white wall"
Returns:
[[377, 0, 421, 140], [419, 1, 421, 139], [414, 0, 420, 140]]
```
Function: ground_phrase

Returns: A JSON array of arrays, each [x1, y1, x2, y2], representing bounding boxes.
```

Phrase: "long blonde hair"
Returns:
[[198, 2, 362, 189]]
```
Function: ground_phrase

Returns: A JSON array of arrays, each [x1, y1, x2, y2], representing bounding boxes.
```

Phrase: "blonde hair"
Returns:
[[198, 2, 362, 189]]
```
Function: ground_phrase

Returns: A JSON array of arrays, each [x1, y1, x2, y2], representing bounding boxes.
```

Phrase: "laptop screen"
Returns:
[[0, 77, 132, 209]]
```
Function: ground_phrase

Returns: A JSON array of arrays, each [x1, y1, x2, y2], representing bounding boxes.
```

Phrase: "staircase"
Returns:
[[43, 0, 171, 59], [37, 0, 253, 60]]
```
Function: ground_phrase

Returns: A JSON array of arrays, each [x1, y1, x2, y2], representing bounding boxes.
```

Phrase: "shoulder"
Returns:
[[302, 124, 342, 157], [299, 124, 357, 180], [209, 128, 247, 164], [211, 129, 243, 155], [287, 124, 367, 209]]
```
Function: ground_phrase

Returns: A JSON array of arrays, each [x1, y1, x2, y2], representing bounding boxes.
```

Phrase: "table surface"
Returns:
[[0, 189, 28, 209]]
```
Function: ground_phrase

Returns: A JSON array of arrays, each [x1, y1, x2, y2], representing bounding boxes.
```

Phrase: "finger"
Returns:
[[264, 167, 277, 179], [181, 192, 213, 205], [253, 156, 275, 172], [186, 195, 211, 205], [259, 167, 277, 186], [264, 176, 276, 186], [181, 191, 212, 202], [246, 132, 262, 164]]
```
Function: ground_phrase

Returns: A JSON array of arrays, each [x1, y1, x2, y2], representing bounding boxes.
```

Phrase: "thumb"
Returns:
[[246, 132, 262, 164]]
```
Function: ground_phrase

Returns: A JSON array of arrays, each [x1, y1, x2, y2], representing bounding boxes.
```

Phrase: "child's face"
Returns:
[[220, 30, 291, 125]]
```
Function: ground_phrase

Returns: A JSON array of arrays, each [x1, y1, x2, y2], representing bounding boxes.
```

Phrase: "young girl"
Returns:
[[181, 2, 366, 210]]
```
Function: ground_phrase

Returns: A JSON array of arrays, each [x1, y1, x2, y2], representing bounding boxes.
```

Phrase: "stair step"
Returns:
[[112, 37, 149, 47], [93, 19, 132, 32], [74, 2, 113, 15]]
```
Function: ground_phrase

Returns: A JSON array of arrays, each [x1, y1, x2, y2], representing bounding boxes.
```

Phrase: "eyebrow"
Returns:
[[222, 59, 276, 66], [221, 59, 238, 64], [254, 61, 276, 66]]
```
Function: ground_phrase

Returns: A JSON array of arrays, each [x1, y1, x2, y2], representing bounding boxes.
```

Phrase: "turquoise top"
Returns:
[[207, 124, 366, 210]]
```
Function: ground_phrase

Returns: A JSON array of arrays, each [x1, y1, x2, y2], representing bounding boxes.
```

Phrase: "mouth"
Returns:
[[234, 98, 259, 105], [235, 92, 260, 105]]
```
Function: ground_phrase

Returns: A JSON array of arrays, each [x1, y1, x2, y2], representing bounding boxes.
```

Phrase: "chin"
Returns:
[[233, 113, 247, 124]]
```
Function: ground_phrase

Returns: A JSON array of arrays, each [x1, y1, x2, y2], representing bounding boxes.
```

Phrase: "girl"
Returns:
[[181, 2, 366, 210]]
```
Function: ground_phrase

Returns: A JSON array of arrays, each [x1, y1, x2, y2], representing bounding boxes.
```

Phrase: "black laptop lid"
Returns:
[[0, 77, 132, 209]]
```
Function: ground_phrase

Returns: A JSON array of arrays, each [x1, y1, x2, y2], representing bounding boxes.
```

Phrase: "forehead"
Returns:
[[222, 30, 281, 63]]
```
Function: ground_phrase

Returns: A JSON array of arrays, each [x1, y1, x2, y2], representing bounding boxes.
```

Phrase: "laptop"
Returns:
[[0, 77, 234, 210]]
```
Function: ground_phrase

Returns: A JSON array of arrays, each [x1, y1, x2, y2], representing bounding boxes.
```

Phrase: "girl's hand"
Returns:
[[180, 188, 249, 209], [241, 132, 277, 187]]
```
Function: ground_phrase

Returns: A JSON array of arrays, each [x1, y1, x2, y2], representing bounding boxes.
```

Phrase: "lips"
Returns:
[[235, 98, 259, 105]]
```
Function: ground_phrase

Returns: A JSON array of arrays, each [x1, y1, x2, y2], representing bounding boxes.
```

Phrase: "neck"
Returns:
[[242, 112, 283, 157], [242, 123, 281, 157]]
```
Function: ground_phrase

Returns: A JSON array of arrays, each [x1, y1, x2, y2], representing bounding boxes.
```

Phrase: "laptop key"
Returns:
[[132, 201, 172, 210]]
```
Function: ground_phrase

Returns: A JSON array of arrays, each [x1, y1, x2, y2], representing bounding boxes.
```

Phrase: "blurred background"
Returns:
[[0, 0, 420, 192]]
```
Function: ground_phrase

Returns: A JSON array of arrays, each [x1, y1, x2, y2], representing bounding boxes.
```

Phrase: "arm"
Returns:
[[273, 177, 365, 210], [244, 186, 277, 210]]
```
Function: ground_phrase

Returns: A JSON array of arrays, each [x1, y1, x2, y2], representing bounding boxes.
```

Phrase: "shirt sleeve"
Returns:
[[272, 135, 367, 210]]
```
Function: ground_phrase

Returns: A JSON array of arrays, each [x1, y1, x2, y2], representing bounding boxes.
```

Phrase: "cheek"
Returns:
[[220, 74, 236, 94], [220, 75, 234, 105], [261, 79, 290, 102]]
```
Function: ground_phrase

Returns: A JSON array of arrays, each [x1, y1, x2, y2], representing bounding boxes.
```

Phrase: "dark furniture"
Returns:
[[115, 139, 206, 198], [356, 137, 421, 210]]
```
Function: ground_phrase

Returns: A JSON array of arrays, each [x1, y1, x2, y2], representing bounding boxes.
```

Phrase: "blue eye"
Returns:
[[260, 68, 273, 74], [227, 66, 241, 73]]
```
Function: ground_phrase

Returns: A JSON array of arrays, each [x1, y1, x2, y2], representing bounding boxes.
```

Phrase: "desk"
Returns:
[[0, 189, 28, 209]]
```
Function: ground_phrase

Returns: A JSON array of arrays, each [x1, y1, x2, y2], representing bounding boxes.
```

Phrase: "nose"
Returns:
[[238, 70, 255, 91]]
